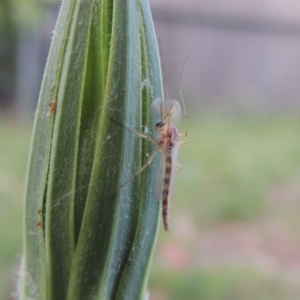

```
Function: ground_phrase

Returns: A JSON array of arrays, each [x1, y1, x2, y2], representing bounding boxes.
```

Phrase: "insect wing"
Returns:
[[152, 98, 181, 124]]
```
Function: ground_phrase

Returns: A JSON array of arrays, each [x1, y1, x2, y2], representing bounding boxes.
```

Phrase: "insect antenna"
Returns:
[[179, 50, 193, 137], [158, 37, 170, 122]]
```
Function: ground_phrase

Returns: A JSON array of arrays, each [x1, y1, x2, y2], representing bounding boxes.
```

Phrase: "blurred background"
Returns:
[[1, 0, 300, 299]]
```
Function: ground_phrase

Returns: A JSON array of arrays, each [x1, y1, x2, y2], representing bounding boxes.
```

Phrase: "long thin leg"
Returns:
[[179, 87, 188, 138], [104, 147, 160, 198], [108, 117, 157, 145], [176, 163, 182, 172], [177, 141, 186, 146]]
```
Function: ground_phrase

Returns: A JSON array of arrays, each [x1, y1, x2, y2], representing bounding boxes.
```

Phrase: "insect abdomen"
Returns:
[[162, 150, 172, 231]]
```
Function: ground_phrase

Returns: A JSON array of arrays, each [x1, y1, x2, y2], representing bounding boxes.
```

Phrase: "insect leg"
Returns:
[[108, 117, 157, 145], [176, 163, 182, 172], [104, 147, 160, 198]]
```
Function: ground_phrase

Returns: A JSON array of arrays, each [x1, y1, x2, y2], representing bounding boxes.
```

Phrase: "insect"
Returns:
[[151, 96, 187, 231], [150, 46, 191, 231], [110, 48, 191, 231]]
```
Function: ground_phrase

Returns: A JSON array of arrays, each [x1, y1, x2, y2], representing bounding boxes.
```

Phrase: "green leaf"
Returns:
[[20, 0, 163, 299]]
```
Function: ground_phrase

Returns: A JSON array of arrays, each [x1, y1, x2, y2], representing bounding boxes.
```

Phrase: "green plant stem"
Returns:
[[20, 0, 163, 299]]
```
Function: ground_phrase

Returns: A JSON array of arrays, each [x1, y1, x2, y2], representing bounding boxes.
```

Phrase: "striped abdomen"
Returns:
[[162, 148, 172, 231]]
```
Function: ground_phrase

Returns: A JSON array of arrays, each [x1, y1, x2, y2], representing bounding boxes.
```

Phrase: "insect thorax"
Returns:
[[156, 122, 179, 146]]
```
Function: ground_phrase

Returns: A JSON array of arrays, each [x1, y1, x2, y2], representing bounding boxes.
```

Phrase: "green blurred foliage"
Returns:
[[1, 112, 300, 299], [150, 267, 299, 300], [0, 117, 32, 299], [8, 0, 59, 27], [178, 114, 300, 225]]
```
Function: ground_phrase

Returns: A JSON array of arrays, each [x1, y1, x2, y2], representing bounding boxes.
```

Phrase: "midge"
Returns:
[[151, 96, 187, 231], [110, 49, 192, 231]]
